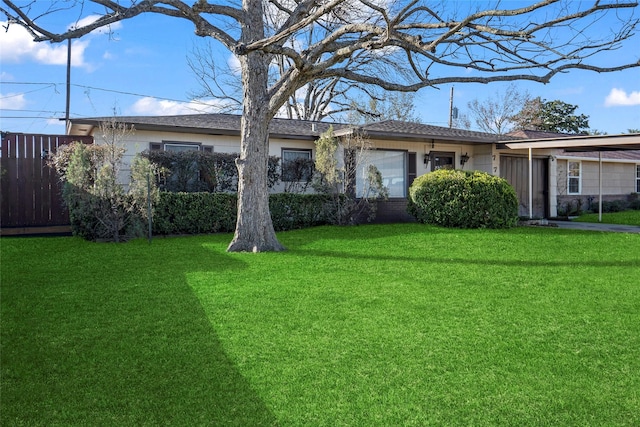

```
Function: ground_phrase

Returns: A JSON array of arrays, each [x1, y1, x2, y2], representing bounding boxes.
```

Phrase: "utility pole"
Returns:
[[448, 86, 454, 128]]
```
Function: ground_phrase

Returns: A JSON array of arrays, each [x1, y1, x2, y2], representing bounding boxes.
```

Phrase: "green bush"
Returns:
[[409, 169, 518, 229], [51, 138, 153, 242], [142, 150, 280, 193], [152, 192, 238, 235], [152, 192, 333, 235], [602, 200, 626, 213], [269, 193, 332, 231]]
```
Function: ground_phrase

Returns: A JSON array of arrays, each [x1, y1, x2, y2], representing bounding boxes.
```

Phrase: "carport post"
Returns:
[[599, 151, 603, 222], [528, 147, 533, 219]]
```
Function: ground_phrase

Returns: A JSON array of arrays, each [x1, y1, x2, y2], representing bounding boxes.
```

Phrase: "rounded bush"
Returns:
[[409, 169, 518, 228]]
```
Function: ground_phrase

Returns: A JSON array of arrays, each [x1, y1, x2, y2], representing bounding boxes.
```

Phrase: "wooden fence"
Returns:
[[1, 133, 93, 232]]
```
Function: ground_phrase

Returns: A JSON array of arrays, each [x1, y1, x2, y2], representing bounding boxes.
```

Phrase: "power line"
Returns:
[[0, 116, 61, 119], [0, 81, 213, 107], [1, 108, 66, 114]]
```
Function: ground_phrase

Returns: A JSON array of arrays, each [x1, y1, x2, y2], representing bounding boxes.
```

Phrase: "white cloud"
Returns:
[[0, 92, 27, 110], [605, 88, 640, 107], [46, 118, 65, 128], [228, 54, 242, 75], [0, 21, 91, 67], [1, 71, 14, 80], [129, 97, 230, 115]]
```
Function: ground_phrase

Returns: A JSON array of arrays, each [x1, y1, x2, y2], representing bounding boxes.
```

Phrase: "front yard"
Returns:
[[575, 209, 640, 226], [2, 224, 639, 426]]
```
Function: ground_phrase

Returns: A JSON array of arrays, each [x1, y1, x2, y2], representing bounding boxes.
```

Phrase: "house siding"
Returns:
[[557, 159, 636, 195], [71, 116, 639, 223]]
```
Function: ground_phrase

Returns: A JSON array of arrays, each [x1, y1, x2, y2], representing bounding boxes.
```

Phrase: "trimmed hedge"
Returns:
[[269, 193, 332, 231], [153, 192, 237, 235], [409, 169, 518, 229], [142, 150, 280, 193], [152, 192, 332, 235]]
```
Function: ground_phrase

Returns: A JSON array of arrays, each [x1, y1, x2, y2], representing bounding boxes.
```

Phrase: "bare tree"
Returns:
[[348, 91, 421, 124], [463, 84, 530, 135], [187, 13, 404, 122], [4, 0, 639, 252]]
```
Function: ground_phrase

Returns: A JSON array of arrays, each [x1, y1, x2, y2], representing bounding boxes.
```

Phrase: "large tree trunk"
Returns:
[[227, 5, 285, 252]]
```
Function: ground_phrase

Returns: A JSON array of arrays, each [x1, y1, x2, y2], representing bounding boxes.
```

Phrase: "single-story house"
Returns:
[[67, 114, 640, 221]]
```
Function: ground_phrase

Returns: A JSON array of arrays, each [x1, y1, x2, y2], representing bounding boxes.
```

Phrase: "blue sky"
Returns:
[[1, 4, 639, 135]]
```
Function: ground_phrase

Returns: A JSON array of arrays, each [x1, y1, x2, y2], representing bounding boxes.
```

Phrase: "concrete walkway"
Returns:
[[547, 220, 640, 234]]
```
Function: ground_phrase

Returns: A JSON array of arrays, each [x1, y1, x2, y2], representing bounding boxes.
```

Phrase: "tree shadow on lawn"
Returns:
[[1, 236, 277, 426], [294, 246, 639, 270]]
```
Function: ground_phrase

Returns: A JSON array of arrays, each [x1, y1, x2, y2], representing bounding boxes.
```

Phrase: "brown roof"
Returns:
[[506, 129, 573, 139], [68, 114, 349, 140], [348, 120, 503, 143], [69, 114, 503, 143]]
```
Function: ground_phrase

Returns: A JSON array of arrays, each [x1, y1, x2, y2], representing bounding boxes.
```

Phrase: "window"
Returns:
[[165, 143, 200, 152], [357, 150, 406, 198], [149, 142, 213, 153], [568, 161, 581, 194], [636, 165, 640, 193], [429, 152, 455, 171], [281, 149, 313, 182]]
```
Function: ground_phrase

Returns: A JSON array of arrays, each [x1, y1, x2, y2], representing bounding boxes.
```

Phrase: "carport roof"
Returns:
[[499, 133, 640, 152]]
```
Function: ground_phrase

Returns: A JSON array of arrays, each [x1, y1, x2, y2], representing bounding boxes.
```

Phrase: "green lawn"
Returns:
[[574, 209, 640, 226], [2, 224, 640, 426]]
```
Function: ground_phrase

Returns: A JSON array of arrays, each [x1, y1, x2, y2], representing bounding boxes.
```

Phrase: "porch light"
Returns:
[[424, 152, 431, 165], [460, 153, 470, 166]]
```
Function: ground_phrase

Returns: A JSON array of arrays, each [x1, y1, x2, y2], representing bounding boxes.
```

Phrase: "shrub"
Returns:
[[152, 192, 333, 235], [312, 127, 387, 225], [602, 200, 625, 213], [409, 169, 518, 229], [153, 192, 237, 235], [142, 150, 280, 193], [50, 122, 156, 242], [269, 193, 332, 231]]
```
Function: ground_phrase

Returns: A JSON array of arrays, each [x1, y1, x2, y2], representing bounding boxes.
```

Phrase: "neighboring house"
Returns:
[[67, 114, 640, 221], [502, 130, 640, 217]]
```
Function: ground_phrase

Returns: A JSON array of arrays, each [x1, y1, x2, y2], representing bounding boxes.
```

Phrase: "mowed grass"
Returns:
[[2, 224, 640, 426], [574, 209, 640, 226]]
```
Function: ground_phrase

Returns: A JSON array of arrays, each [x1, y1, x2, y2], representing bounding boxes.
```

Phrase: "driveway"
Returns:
[[547, 220, 640, 234]]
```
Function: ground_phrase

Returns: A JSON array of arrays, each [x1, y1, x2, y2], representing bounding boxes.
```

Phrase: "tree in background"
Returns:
[[348, 92, 421, 124], [457, 84, 530, 135], [5, 0, 639, 251], [511, 98, 590, 134]]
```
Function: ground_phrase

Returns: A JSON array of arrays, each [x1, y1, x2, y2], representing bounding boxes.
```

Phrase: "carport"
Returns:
[[501, 133, 640, 221]]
